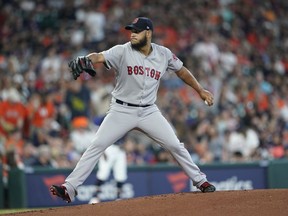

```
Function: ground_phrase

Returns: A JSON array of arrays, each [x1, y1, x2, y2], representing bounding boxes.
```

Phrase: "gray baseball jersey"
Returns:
[[102, 42, 183, 105]]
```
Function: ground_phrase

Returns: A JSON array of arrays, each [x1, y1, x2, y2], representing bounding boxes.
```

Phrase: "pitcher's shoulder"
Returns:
[[152, 43, 168, 50], [151, 43, 172, 55]]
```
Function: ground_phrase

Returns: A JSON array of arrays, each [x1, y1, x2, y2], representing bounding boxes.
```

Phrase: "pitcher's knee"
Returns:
[[89, 139, 111, 152]]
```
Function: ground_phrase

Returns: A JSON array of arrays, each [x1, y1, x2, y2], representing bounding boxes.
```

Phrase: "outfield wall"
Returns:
[[3, 160, 288, 208]]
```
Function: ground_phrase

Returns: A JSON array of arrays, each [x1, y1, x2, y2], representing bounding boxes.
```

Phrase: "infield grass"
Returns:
[[0, 208, 44, 215]]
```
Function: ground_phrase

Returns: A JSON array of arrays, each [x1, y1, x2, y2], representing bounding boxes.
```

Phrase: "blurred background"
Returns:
[[0, 0, 288, 210]]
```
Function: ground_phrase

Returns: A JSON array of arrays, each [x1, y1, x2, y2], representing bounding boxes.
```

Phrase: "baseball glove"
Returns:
[[68, 56, 97, 80]]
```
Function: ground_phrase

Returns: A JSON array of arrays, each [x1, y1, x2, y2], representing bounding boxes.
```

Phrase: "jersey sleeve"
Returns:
[[166, 49, 183, 73], [101, 45, 125, 70]]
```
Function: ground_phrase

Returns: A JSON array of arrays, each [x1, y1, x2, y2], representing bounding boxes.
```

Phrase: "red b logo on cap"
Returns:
[[132, 18, 139, 24]]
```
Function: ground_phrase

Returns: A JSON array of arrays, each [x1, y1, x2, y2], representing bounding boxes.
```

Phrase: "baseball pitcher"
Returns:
[[50, 17, 216, 203]]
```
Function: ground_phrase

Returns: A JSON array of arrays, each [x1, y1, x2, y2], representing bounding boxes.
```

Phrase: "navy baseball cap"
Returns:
[[125, 17, 153, 32]]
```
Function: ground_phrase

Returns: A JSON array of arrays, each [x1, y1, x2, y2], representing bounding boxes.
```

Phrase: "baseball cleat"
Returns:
[[199, 181, 216, 193], [50, 185, 72, 203]]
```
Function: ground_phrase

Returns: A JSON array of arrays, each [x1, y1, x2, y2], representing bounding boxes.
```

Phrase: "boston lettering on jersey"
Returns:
[[127, 65, 161, 80]]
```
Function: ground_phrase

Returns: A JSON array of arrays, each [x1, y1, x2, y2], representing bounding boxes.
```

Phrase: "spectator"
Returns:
[[76, 4, 106, 44], [26, 93, 59, 148], [4, 129, 25, 159], [207, 126, 225, 162], [32, 145, 57, 167], [22, 142, 37, 167], [65, 80, 92, 120], [226, 125, 260, 161], [88, 79, 113, 119], [70, 116, 96, 154], [27, 92, 56, 136], [191, 31, 220, 74], [283, 146, 288, 160], [0, 88, 27, 138], [269, 135, 285, 159], [39, 47, 62, 84]]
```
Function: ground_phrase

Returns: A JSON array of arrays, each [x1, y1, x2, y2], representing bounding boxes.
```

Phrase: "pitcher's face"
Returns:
[[130, 30, 148, 50]]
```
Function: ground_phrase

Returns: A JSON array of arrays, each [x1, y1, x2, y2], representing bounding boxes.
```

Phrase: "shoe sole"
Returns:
[[203, 185, 216, 193], [50, 186, 71, 203]]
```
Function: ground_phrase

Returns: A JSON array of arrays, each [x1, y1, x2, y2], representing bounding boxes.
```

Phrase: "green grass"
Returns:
[[0, 209, 43, 215]]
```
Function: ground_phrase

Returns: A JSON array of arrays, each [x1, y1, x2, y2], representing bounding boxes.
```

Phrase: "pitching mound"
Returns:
[[7, 189, 288, 216]]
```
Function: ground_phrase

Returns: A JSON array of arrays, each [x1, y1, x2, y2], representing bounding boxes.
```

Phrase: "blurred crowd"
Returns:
[[1, 0, 288, 179]]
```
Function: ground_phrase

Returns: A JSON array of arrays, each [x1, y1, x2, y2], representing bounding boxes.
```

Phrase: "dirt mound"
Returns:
[[6, 189, 288, 216]]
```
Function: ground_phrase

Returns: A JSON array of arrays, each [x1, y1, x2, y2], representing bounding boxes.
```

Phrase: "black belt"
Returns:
[[116, 99, 152, 107]]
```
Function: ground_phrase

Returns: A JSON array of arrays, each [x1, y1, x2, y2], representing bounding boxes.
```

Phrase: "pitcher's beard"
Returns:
[[131, 36, 148, 50]]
